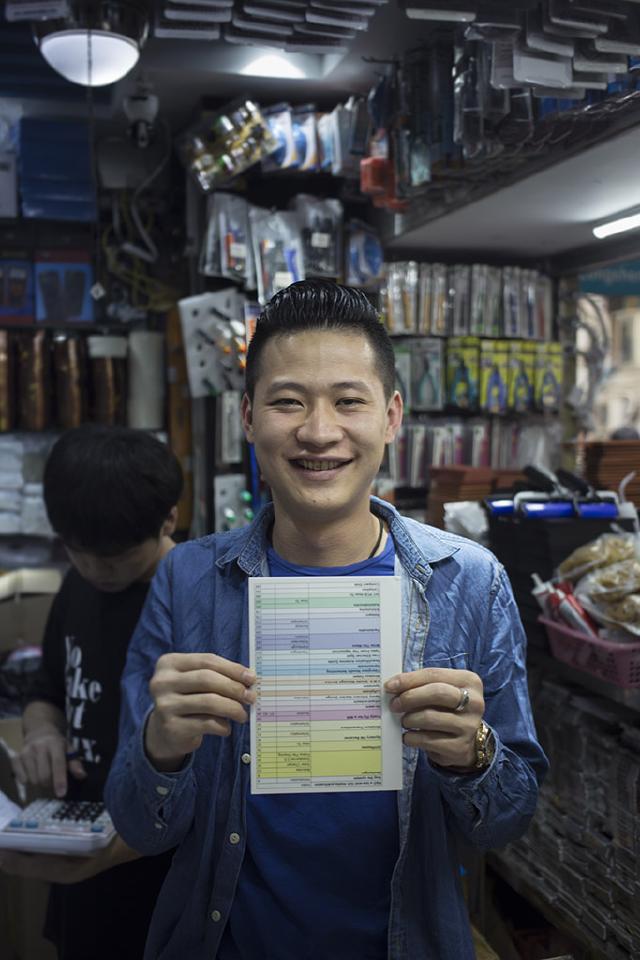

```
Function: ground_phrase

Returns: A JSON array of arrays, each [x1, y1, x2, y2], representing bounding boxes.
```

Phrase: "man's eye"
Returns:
[[338, 398, 365, 406], [271, 398, 301, 406]]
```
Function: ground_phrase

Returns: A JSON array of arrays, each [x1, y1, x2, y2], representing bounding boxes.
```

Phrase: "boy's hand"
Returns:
[[385, 667, 485, 771], [12, 730, 86, 799], [145, 653, 257, 771]]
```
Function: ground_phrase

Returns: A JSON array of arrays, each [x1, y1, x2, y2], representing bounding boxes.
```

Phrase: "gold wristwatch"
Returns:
[[474, 721, 495, 770]]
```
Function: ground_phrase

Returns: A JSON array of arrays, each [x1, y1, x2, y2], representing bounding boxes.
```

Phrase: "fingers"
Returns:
[[164, 669, 257, 705], [167, 692, 251, 726], [157, 653, 256, 686], [49, 740, 69, 798], [67, 759, 87, 782], [385, 667, 478, 695], [388, 680, 484, 719], [10, 753, 27, 786]]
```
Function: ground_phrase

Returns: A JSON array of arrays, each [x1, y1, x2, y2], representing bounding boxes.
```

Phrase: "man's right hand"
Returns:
[[12, 729, 87, 799], [145, 653, 257, 772]]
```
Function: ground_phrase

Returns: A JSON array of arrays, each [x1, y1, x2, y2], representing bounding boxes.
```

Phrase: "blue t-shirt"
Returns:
[[218, 534, 398, 960]]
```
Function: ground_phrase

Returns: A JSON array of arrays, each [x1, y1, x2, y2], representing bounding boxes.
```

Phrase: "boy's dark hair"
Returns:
[[44, 425, 183, 555], [245, 280, 396, 401]]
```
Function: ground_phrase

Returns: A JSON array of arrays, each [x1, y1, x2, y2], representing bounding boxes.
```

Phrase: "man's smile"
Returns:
[[290, 457, 353, 473]]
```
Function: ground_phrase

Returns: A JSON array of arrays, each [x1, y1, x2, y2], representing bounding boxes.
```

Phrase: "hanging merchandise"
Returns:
[[178, 99, 278, 192], [345, 220, 383, 289], [250, 208, 305, 304], [508, 340, 535, 413], [430, 264, 449, 335], [383, 262, 419, 333], [479, 339, 509, 415], [292, 104, 320, 172], [262, 103, 299, 171], [446, 336, 480, 410], [200, 192, 251, 286], [291, 195, 343, 279], [410, 337, 444, 411], [534, 341, 563, 413], [178, 289, 247, 398]]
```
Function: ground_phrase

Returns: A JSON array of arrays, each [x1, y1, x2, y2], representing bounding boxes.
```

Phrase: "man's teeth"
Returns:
[[298, 459, 344, 471]]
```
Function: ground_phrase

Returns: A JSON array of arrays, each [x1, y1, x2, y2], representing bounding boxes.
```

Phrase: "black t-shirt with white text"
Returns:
[[29, 567, 149, 801], [27, 567, 173, 960]]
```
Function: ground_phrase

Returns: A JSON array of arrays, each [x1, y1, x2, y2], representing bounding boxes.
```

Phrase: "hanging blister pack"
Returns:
[[430, 263, 449, 335], [218, 193, 251, 284], [291, 104, 319, 172], [418, 263, 433, 334], [345, 220, 383, 288], [451, 265, 471, 335], [262, 104, 299, 171], [249, 208, 305, 304], [200, 194, 222, 278], [292, 195, 343, 279], [200, 193, 252, 287]]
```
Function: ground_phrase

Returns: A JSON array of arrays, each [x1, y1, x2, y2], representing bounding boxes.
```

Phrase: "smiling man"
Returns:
[[106, 280, 547, 960]]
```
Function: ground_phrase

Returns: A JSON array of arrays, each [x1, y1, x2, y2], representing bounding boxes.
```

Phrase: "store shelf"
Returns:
[[486, 855, 602, 960], [528, 646, 640, 716]]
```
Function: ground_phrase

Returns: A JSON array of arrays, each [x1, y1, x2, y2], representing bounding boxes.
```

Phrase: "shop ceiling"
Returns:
[[2, 0, 640, 262]]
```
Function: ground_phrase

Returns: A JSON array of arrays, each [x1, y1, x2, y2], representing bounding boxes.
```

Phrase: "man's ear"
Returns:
[[162, 506, 178, 538], [241, 392, 254, 443], [384, 390, 403, 444]]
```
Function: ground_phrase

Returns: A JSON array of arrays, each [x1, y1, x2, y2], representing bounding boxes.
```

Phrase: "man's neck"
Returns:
[[271, 505, 385, 567]]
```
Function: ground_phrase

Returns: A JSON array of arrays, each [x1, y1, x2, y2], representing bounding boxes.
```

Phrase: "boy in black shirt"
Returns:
[[0, 424, 183, 960]]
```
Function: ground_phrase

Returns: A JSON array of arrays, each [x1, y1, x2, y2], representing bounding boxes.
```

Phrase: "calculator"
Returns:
[[0, 797, 116, 856]]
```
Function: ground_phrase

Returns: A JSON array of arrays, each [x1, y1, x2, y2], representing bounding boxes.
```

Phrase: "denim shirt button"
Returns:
[[154, 821, 163, 830], [155, 785, 169, 796], [211, 910, 222, 922], [229, 832, 241, 845], [241, 753, 251, 765]]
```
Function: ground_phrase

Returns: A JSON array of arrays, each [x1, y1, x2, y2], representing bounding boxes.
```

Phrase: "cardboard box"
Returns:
[[0, 568, 61, 653]]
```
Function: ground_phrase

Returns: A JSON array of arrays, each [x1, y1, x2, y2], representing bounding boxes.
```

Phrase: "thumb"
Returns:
[[68, 759, 87, 780]]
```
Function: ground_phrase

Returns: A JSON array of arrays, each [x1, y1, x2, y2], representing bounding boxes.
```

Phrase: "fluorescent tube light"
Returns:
[[593, 210, 640, 239]]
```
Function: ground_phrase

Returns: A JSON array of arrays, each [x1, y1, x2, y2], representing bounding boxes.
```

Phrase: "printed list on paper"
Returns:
[[249, 576, 403, 795]]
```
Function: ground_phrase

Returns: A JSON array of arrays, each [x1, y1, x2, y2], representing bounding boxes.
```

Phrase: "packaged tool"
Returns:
[[249, 208, 305, 304], [446, 336, 480, 410], [291, 195, 342, 279]]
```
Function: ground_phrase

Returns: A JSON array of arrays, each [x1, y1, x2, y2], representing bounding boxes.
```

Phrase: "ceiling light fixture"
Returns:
[[593, 208, 640, 240], [240, 54, 306, 80], [32, 1, 148, 87]]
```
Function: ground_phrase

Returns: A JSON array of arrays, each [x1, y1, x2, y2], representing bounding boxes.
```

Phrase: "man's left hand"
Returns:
[[385, 667, 484, 771]]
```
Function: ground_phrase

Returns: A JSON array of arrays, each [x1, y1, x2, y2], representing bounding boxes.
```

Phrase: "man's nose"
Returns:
[[296, 402, 342, 445]]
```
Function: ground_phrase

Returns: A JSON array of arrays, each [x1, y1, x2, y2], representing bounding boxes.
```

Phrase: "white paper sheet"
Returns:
[[249, 576, 403, 795]]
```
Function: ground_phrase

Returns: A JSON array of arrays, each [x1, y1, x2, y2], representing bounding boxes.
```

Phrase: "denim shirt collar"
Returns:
[[215, 496, 459, 579]]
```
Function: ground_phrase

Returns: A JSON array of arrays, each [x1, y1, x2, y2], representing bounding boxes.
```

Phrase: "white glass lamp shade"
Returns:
[[39, 29, 140, 86]]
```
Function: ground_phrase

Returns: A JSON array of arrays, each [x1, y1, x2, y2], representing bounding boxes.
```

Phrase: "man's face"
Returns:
[[241, 330, 402, 524]]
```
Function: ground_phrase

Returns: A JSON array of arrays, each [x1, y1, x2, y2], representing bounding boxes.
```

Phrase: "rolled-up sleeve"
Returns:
[[433, 564, 548, 849]]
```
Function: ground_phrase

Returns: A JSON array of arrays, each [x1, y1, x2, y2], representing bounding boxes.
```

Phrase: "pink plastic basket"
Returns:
[[539, 616, 640, 688]]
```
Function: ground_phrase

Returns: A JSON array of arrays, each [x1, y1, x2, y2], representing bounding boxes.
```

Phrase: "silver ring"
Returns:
[[454, 688, 470, 713]]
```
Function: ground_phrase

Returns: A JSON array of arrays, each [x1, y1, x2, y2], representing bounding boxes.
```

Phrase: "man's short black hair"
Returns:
[[44, 425, 183, 555], [245, 280, 396, 401]]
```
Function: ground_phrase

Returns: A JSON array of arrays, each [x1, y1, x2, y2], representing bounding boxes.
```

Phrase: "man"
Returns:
[[0, 425, 182, 960], [106, 280, 547, 960]]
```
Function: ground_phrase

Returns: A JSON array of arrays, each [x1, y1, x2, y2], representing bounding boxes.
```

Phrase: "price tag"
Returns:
[[311, 232, 332, 249], [274, 271, 294, 290], [229, 242, 246, 259]]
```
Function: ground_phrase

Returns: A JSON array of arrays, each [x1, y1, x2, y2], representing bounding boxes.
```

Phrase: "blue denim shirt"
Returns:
[[105, 498, 548, 960]]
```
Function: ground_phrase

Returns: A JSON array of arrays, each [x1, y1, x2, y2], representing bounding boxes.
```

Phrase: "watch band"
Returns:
[[474, 720, 495, 770]]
